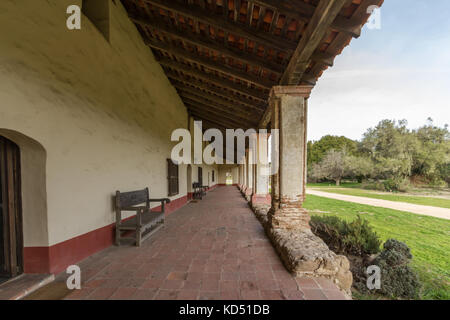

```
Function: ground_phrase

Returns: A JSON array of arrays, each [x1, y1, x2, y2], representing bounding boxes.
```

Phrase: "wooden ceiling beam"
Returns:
[[188, 108, 249, 129], [250, 0, 378, 38], [168, 74, 267, 111], [131, 15, 284, 75], [143, 0, 297, 53], [173, 82, 263, 115], [180, 94, 259, 125], [187, 104, 249, 128], [180, 92, 256, 123], [281, 0, 348, 85], [159, 59, 269, 102], [148, 39, 275, 89]]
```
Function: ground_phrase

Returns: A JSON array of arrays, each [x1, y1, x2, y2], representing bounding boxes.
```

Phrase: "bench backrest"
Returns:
[[116, 188, 149, 209]]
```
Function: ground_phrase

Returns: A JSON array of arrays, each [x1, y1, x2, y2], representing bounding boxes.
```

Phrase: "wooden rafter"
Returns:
[[281, 0, 348, 85], [122, 0, 384, 129], [158, 59, 269, 102], [168, 74, 267, 111], [143, 0, 297, 52], [250, 0, 367, 38], [180, 93, 260, 125], [172, 81, 264, 114], [130, 15, 284, 75], [148, 38, 275, 89]]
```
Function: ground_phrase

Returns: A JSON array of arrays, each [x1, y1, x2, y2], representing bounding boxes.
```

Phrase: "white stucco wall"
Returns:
[[0, 0, 217, 246], [218, 165, 239, 185]]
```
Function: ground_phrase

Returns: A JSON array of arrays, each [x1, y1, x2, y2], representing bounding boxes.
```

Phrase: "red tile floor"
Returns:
[[64, 186, 348, 300]]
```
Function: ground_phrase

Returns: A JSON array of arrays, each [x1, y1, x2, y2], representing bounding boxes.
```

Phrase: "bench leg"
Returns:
[[136, 228, 142, 247], [115, 223, 120, 246]]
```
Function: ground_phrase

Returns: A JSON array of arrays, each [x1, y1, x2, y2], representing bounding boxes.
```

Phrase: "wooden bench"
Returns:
[[192, 182, 207, 200], [114, 188, 170, 246]]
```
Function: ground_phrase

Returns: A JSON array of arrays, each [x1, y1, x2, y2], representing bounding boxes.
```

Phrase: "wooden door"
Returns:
[[0, 136, 23, 279]]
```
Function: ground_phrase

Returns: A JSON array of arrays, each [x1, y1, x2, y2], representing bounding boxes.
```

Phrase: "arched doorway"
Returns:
[[0, 136, 23, 282]]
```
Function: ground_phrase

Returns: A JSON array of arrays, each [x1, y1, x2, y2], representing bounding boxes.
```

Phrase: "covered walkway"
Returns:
[[61, 186, 346, 300]]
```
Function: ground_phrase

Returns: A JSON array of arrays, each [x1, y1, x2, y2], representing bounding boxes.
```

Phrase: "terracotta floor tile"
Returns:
[[301, 288, 328, 300], [49, 187, 342, 301], [109, 287, 138, 300]]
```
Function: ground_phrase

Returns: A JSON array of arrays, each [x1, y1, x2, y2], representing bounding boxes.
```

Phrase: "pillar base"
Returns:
[[251, 194, 271, 214], [244, 188, 253, 202], [268, 228, 353, 296], [268, 206, 311, 230]]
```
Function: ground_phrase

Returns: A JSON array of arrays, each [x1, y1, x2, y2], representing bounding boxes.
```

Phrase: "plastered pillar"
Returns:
[[245, 148, 254, 201], [268, 85, 312, 230], [251, 133, 270, 208]]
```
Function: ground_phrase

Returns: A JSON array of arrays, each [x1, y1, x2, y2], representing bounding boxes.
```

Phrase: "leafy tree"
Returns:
[[359, 119, 420, 179], [308, 119, 449, 188], [411, 118, 450, 184], [311, 149, 349, 186], [307, 135, 357, 166], [345, 155, 375, 182]]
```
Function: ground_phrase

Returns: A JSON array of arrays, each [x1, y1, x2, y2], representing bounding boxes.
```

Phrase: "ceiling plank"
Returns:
[[148, 39, 275, 89], [180, 94, 260, 125], [187, 104, 249, 127], [173, 82, 263, 115], [280, 0, 348, 85], [188, 108, 249, 129], [250, 0, 370, 38], [168, 74, 267, 111], [159, 59, 269, 102], [179, 91, 257, 122], [131, 15, 284, 75], [143, 0, 297, 53]]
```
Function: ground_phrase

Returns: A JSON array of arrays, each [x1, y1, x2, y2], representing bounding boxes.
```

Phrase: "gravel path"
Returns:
[[306, 189, 450, 220]]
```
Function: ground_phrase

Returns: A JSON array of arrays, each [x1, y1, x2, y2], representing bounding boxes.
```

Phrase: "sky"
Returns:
[[308, 0, 450, 141]]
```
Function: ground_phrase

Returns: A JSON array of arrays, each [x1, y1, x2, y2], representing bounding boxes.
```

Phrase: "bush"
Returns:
[[310, 215, 382, 256], [383, 177, 411, 192], [372, 239, 421, 299]]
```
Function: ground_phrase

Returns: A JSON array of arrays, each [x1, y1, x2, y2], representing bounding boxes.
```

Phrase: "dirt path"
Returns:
[[306, 189, 450, 220]]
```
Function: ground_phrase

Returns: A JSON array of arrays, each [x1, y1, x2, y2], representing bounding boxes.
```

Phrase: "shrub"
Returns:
[[383, 177, 411, 192], [310, 215, 382, 256], [372, 239, 421, 299]]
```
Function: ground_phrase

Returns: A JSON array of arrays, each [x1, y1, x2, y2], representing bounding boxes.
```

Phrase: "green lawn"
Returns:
[[308, 183, 450, 209], [303, 194, 450, 300]]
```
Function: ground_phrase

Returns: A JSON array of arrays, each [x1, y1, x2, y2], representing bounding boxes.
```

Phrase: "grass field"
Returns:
[[307, 183, 450, 209], [303, 194, 450, 300]]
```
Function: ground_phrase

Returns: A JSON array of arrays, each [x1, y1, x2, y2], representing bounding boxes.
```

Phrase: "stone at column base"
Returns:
[[268, 227, 353, 296], [268, 206, 311, 230], [244, 188, 253, 202], [251, 194, 271, 217]]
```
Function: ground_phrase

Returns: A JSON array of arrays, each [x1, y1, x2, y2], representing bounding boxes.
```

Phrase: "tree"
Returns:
[[308, 135, 357, 166], [345, 155, 375, 182], [311, 149, 349, 186], [359, 119, 419, 179], [411, 119, 450, 184]]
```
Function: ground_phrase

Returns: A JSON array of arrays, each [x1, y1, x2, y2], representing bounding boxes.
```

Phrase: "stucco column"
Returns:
[[251, 133, 270, 209], [268, 85, 312, 230], [245, 148, 254, 201]]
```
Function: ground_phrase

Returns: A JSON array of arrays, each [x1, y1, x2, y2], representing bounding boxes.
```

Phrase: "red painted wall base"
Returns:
[[23, 193, 191, 274], [22, 184, 223, 275]]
